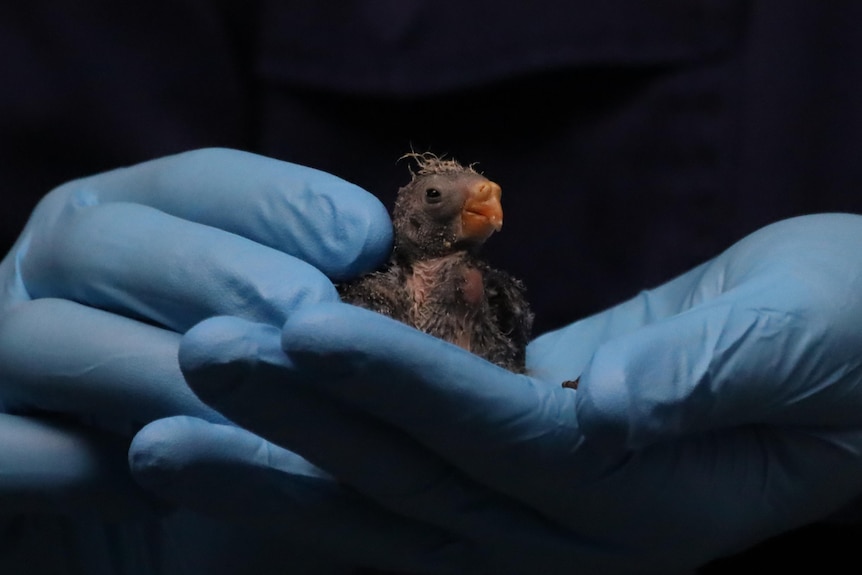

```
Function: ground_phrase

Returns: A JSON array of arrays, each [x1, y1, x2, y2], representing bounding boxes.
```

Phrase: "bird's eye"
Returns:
[[425, 188, 442, 203]]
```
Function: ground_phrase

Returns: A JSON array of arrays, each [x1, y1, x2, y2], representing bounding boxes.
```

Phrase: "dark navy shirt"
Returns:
[[2, 1, 862, 572]]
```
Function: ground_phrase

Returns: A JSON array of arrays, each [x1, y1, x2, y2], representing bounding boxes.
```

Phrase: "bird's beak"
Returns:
[[461, 180, 503, 242]]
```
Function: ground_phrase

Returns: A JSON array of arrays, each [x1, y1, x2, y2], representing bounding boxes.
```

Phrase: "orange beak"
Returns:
[[461, 180, 503, 242]]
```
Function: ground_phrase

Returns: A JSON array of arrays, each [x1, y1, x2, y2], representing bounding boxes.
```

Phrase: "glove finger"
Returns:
[[20, 200, 337, 331], [130, 416, 476, 574], [279, 304, 585, 490], [0, 298, 225, 426], [180, 310, 620, 561], [0, 413, 154, 519], [577, 278, 862, 453], [41, 148, 392, 280], [527, 260, 714, 383]]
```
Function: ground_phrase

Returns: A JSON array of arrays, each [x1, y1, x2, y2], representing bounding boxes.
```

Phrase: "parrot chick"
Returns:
[[339, 152, 533, 373]]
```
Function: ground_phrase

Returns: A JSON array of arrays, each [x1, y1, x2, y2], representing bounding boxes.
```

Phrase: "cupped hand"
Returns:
[[0, 149, 391, 542], [0, 148, 390, 425], [175, 213, 862, 574]]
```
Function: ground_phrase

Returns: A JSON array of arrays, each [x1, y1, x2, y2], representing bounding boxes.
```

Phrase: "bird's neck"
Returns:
[[395, 249, 477, 270], [393, 237, 483, 267]]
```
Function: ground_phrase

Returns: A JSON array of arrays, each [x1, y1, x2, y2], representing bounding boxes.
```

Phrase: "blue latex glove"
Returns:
[[0, 148, 428, 573], [169, 213, 862, 574]]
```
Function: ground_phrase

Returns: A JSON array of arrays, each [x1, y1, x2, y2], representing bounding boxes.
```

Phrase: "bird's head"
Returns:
[[392, 153, 503, 262]]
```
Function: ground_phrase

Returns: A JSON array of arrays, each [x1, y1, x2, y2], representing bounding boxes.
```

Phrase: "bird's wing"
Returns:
[[481, 264, 534, 361], [337, 267, 411, 322]]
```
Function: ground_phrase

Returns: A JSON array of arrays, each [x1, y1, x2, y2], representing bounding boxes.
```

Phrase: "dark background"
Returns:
[[2, 1, 862, 572]]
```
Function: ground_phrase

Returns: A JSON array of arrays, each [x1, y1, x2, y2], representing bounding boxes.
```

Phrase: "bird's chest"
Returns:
[[405, 256, 486, 350]]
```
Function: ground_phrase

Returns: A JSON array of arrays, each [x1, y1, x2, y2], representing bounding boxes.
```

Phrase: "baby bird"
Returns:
[[339, 153, 533, 372]]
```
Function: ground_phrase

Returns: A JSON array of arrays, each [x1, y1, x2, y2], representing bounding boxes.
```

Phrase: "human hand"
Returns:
[[0, 148, 395, 572], [171, 213, 862, 574], [0, 146, 390, 421]]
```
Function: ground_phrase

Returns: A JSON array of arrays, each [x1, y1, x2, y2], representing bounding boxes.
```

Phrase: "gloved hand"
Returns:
[[0, 148, 409, 573], [167, 213, 862, 574]]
